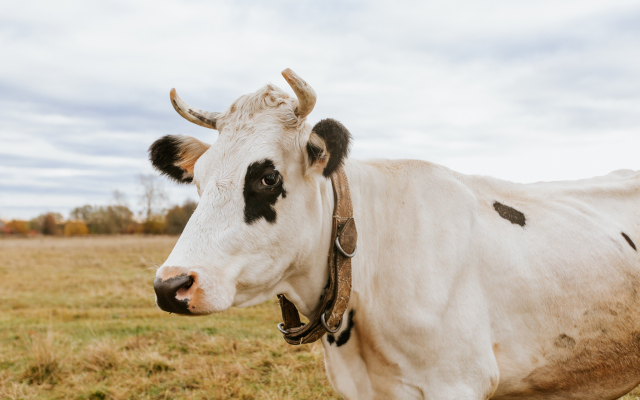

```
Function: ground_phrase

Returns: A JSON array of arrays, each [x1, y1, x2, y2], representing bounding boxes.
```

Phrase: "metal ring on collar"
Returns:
[[277, 322, 289, 334], [335, 236, 357, 258], [277, 322, 305, 335], [321, 312, 342, 334]]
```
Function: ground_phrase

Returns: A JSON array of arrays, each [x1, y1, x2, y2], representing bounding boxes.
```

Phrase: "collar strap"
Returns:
[[276, 166, 357, 345]]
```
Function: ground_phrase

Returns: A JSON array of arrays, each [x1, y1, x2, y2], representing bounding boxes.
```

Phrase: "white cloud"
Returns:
[[1, 0, 639, 219]]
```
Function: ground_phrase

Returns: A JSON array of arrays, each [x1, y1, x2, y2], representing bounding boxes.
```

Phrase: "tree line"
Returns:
[[0, 200, 197, 237], [1, 174, 197, 237]]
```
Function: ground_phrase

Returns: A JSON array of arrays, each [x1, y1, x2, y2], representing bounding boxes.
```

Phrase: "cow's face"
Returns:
[[150, 70, 350, 316]]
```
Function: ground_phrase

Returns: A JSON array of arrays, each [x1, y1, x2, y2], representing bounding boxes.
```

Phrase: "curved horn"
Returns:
[[170, 89, 219, 130], [281, 68, 317, 119]]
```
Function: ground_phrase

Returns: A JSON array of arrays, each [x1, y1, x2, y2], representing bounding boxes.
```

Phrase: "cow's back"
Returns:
[[460, 169, 640, 399]]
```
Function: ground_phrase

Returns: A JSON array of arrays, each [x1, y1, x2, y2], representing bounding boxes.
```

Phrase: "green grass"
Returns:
[[2, 236, 640, 399], [0, 236, 339, 400]]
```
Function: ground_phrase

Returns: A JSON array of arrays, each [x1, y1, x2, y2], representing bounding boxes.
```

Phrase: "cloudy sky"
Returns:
[[2, 0, 640, 220]]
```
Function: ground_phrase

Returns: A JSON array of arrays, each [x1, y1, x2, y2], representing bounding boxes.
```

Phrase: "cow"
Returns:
[[149, 68, 640, 400]]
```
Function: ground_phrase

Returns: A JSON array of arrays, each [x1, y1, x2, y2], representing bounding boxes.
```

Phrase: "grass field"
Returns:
[[1, 236, 640, 400], [0, 236, 339, 400]]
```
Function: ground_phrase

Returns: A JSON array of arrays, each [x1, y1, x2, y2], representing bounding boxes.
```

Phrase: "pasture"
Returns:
[[0, 236, 338, 399], [1, 236, 640, 400]]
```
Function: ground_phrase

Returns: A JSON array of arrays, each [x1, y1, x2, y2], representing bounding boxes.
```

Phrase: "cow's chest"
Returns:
[[320, 309, 427, 400], [322, 330, 409, 400]]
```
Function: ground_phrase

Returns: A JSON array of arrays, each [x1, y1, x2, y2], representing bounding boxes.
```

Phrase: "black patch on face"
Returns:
[[622, 232, 637, 251], [310, 119, 352, 177], [243, 159, 286, 224], [148, 135, 193, 184], [493, 201, 526, 227], [326, 309, 355, 347]]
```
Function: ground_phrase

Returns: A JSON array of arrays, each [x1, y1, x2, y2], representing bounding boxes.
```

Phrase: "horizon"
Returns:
[[2, 1, 640, 220]]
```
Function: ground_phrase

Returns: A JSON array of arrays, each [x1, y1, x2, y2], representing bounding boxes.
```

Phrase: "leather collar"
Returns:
[[277, 166, 358, 345]]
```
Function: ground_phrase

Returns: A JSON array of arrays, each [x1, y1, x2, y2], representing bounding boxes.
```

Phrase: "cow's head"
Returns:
[[150, 69, 351, 317]]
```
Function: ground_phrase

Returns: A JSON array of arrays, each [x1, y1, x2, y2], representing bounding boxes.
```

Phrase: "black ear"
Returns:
[[148, 135, 209, 184], [308, 119, 352, 177]]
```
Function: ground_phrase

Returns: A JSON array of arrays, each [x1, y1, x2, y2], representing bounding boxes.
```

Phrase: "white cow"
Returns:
[[150, 69, 640, 400]]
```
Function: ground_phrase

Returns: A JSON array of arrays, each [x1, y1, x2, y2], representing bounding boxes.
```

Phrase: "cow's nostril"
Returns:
[[183, 276, 194, 290], [154, 273, 194, 314], [176, 276, 194, 297]]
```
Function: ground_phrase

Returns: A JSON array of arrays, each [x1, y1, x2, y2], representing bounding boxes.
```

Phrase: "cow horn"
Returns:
[[170, 89, 219, 130], [281, 68, 316, 119]]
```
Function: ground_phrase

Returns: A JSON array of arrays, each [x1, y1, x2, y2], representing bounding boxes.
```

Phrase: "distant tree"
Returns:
[[0, 220, 9, 235], [29, 212, 64, 232], [143, 215, 166, 235], [69, 204, 134, 234], [7, 220, 29, 235], [164, 200, 198, 235], [70, 205, 94, 222], [138, 174, 167, 221], [124, 221, 143, 234], [104, 205, 134, 234], [64, 221, 89, 236], [112, 189, 127, 206], [42, 214, 58, 235]]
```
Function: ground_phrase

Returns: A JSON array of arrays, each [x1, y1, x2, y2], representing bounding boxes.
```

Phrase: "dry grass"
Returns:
[[0, 236, 338, 399], [21, 321, 63, 385], [1, 236, 639, 399]]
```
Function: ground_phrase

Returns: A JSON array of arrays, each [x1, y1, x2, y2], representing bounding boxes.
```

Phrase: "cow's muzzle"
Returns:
[[154, 273, 195, 314]]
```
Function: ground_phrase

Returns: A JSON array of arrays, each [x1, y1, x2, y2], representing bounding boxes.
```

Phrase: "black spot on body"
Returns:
[[493, 201, 526, 227], [310, 119, 352, 177], [243, 159, 286, 224], [554, 333, 576, 348], [149, 135, 193, 184], [327, 309, 355, 347], [622, 232, 637, 251]]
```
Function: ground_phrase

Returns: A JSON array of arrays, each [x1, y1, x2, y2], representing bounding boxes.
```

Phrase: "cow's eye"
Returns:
[[261, 173, 281, 187]]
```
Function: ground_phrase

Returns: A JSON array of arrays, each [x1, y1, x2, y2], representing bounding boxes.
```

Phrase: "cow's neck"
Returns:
[[281, 160, 397, 328], [279, 168, 337, 319], [323, 159, 408, 397], [282, 159, 392, 325]]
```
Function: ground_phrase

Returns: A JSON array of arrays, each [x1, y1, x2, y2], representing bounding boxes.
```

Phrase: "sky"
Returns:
[[1, 0, 640, 220]]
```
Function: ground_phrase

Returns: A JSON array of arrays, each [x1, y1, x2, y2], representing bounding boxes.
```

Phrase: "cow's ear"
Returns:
[[306, 119, 352, 177], [149, 135, 210, 183]]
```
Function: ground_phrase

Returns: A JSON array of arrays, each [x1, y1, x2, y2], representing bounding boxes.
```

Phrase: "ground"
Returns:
[[0, 236, 339, 400], [1, 236, 639, 400]]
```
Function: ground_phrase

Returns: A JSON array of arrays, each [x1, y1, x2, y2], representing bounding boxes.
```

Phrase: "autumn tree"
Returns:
[[69, 204, 134, 234], [165, 200, 198, 235], [7, 220, 29, 235], [64, 221, 89, 236], [29, 212, 63, 232], [42, 214, 58, 235]]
